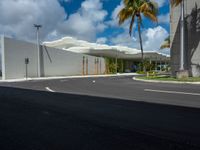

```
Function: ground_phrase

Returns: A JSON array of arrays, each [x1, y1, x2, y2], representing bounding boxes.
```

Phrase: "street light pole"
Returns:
[[34, 24, 42, 77], [180, 0, 185, 71], [115, 52, 118, 74]]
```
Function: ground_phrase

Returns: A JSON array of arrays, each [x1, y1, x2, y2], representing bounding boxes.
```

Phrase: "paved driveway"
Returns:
[[0, 76, 200, 150], [1, 76, 200, 108]]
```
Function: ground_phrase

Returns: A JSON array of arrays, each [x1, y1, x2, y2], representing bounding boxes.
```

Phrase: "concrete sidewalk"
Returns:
[[133, 77, 200, 85]]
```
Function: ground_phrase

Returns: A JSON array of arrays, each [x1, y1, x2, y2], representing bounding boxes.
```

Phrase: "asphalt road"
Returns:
[[0, 76, 200, 150]]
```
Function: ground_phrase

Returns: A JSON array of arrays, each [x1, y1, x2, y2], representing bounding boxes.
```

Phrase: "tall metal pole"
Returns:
[[115, 53, 118, 74], [160, 58, 162, 72], [155, 57, 157, 72], [34, 24, 42, 77], [86, 57, 88, 75], [180, 0, 185, 70]]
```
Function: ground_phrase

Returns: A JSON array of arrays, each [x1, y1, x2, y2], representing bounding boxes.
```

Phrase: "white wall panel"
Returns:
[[2, 37, 106, 80], [2, 37, 38, 80]]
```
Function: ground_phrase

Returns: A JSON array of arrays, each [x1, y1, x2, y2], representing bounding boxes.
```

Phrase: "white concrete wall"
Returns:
[[2, 37, 106, 80], [85, 56, 105, 75], [170, 0, 200, 77], [2, 37, 38, 80], [41, 45, 105, 76]]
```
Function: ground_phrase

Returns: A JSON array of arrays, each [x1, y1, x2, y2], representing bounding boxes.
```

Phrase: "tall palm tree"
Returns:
[[160, 36, 170, 50], [171, 0, 185, 71], [118, 0, 158, 71]]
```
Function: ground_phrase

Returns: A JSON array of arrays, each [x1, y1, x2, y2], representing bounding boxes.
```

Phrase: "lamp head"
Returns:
[[34, 24, 42, 28]]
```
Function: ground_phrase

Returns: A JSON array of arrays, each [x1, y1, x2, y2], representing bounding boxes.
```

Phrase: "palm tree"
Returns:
[[171, 0, 185, 71], [160, 36, 170, 50], [118, 0, 158, 71]]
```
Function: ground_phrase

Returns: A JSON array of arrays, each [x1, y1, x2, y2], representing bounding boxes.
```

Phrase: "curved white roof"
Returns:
[[44, 36, 170, 60]]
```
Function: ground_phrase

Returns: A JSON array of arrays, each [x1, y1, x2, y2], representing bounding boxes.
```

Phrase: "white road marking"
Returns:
[[45, 87, 55, 93], [60, 79, 69, 82], [144, 89, 200, 96]]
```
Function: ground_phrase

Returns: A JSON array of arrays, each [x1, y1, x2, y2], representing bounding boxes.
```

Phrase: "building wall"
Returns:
[[170, 0, 200, 77], [40, 45, 105, 77], [2, 37, 38, 80], [1, 37, 106, 80]]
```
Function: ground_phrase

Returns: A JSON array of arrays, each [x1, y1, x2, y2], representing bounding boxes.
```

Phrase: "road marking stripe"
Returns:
[[60, 79, 69, 82], [45, 87, 55, 93], [144, 89, 200, 96]]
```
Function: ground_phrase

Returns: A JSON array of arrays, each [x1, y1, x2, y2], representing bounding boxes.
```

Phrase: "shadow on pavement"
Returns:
[[0, 86, 200, 150]]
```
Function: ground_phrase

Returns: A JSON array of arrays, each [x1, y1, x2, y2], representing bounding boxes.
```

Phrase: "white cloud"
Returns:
[[110, 26, 169, 53], [0, 0, 66, 42], [57, 0, 108, 41], [106, 1, 136, 34], [111, 32, 137, 47], [153, 0, 166, 7], [106, 1, 130, 30], [107, 2, 124, 27], [96, 37, 107, 44], [0, 0, 108, 42], [158, 13, 170, 24], [143, 26, 169, 51]]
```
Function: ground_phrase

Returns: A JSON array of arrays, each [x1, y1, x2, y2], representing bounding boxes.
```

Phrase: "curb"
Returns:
[[133, 77, 200, 85], [0, 73, 138, 83]]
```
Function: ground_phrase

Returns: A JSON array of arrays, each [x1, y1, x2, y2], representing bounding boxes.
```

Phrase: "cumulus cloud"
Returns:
[[110, 26, 169, 53], [107, 1, 124, 27], [96, 37, 108, 44], [110, 32, 137, 47], [143, 26, 169, 51], [0, 0, 108, 42], [57, 0, 108, 41], [158, 13, 170, 24], [153, 0, 166, 7], [0, 0, 66, 42], [106, 1, 130, 30]]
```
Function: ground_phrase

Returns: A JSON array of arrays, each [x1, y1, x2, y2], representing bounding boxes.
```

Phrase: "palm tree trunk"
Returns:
[[137, 17, 144, 71]]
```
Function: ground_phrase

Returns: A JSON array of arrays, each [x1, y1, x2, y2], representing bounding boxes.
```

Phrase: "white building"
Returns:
[[44, 36, 169, 61], [0, 36, 105, 80], [44, 36, 170, 73], [0, 36, 170, 80]]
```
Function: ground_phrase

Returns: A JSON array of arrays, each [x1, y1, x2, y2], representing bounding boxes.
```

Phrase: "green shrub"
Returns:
[[136, 71, 145, 74]]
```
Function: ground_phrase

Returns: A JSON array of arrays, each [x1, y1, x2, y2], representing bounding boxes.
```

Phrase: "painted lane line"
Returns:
[[45, 87, 55, 93], [60, 79, 69, 82], [144, 89, 200, 96]]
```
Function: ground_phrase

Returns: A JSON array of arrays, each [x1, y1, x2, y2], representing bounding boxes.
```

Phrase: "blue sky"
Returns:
[[0, 0, 170, 52]]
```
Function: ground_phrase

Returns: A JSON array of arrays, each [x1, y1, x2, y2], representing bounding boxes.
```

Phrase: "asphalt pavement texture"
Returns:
[[0, 76, 200, 150]]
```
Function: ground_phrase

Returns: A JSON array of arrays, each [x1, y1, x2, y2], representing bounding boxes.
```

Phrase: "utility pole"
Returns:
[[180, 0, 185, 71], [34, 24, 42, 77], [115, 52, 118, 74]]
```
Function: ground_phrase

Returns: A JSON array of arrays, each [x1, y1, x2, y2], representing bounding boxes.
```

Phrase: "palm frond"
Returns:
[[123, 0, 129, 5], [160, 43, 170, 49], [139, 1, 158, 22], [143, 11, 157, 22], [148, 1, 158, 15], [129, 12, 136, 36], [160, 36, 170, 49], [118, 7, 133, 25], [139, 2, 149, 12], [171, 0, 182, 6]]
